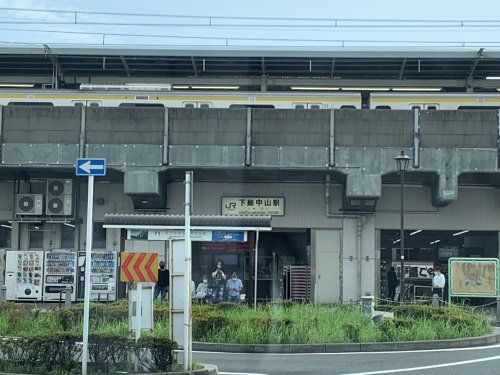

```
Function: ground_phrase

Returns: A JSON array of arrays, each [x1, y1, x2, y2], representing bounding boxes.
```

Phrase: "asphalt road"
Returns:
[[193, 343, 500, 375]]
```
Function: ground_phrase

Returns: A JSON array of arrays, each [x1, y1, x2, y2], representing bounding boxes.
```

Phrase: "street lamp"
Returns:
[[395, 150, 410, 303]]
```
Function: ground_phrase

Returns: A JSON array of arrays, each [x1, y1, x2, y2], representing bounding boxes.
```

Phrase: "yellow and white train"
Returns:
[[369, 93, 500, 110], [2, 85, 500, 110], [0, 88, 361, 109]]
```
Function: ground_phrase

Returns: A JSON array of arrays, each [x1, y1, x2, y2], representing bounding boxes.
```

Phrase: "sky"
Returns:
[[1, 0, 500, 48]]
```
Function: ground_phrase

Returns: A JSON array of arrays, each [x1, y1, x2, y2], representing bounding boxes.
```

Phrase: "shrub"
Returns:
[[133, 336, 178, 372], [193, 313, 230, 339], [87, 333, 131, 373]]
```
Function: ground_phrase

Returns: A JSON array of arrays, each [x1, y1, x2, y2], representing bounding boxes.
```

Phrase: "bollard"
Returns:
[[0, 286, 6, 303], [431, 294, 440, 308], [360, 292, 374, 315], [65, 286, 72, 307]]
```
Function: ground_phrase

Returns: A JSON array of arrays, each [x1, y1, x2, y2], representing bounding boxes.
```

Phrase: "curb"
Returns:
[[0, 364, 219, 375], [192, 329, 500, 354]]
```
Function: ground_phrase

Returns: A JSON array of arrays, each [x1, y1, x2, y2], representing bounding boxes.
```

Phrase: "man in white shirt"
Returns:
[[432, 266, 446, 306]]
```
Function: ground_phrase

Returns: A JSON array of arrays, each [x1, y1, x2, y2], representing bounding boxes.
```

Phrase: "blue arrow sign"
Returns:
[[76, 158, 106, 176]]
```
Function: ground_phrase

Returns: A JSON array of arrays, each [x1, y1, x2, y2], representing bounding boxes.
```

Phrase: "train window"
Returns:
[[411, 105, 422, 110], [426, 105, 437, 110], [375, 105, 391, 109], [340, 105, 356, 109], [8, 102, 54, 106], [183, 102, 195, 108], [229, 104, 275, 109], [89, 102, 101, 107], [309, 104, 322, 109], [73, 101, 84, 107], [119, 103, 164, 108], [199, 102, 212, 109], [294, 103, 306, 109]]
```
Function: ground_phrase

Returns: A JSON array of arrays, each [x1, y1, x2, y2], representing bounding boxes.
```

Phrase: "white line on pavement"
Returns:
[[340, 354, 500, 375], [193, 342, 500, 356]]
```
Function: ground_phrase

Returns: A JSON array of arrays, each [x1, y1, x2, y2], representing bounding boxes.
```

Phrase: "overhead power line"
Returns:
[[3, 6, 500, 27], [0, 26, 499, 47]]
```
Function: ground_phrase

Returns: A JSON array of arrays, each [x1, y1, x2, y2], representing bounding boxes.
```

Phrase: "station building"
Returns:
[[0, 45, 499, 304]]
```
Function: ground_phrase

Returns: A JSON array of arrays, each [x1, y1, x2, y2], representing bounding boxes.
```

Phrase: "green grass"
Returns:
[[0, 301, 491, 344]]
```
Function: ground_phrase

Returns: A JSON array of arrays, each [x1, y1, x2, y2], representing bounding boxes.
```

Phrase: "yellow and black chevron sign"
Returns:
[[120, 252, 158, 282]]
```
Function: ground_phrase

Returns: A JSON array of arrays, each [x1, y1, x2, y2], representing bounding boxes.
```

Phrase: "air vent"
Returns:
[[16, 194, 43, 216], [46, 179, 73, 216]]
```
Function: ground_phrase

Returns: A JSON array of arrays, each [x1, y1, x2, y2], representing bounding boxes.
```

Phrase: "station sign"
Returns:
[[222, 197, 284, 216]]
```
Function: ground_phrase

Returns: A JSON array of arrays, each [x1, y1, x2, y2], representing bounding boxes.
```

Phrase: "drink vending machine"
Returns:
[[5, 250, 44, 301], [77, 251, 118, 301], [43, 250, 77, 302]]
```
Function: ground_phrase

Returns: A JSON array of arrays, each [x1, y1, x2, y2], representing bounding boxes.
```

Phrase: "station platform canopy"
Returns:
[[1, 44, 500, 90]]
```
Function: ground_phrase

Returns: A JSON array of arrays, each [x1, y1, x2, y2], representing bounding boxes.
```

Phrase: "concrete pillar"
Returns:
[[342, 218, 358, 301], [65, 285, 72, 306], [10, 221, 20, 250], [360, 216, 376, 297]]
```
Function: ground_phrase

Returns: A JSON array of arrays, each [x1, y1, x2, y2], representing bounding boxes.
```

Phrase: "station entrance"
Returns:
[[191, 229, 310, 301], [380, 229, 498, 303]]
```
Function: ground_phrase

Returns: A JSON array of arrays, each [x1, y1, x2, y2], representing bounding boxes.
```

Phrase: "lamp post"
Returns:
[[395, 150, 410, 303]]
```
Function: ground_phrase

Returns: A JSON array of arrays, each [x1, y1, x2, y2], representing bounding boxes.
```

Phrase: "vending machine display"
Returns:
[[43, 251, 77, 301], [90, 252, 117, 301], [5, 250, 44, 301]]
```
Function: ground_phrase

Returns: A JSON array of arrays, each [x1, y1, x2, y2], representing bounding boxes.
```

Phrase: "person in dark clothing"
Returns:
[[154, 261, 169, 301], [211, 260, 226, 303], [387, 266, 398, 301]]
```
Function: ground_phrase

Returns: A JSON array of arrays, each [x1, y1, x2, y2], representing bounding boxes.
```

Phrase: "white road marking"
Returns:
[[340, 354, 500, 375], [193, 342, 500, 356]]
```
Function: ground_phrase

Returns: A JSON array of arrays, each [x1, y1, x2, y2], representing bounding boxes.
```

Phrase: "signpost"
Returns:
[[76, 158, 106, 375], [120, 251, 158, 343]]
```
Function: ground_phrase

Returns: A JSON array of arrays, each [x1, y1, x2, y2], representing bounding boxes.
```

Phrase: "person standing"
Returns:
[[432, 266, 446, 306], [387, 266, 398, 301], [154, 261, 169, 301], [226, 272, 243, 302], [211, 260, 226, 303]]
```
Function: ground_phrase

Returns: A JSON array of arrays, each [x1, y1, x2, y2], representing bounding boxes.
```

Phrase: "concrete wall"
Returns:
[[169, 108, 246, 146], [86, 107, 164, 144], [335, 110, 413, 147], [376, 185, 500, 231], [167, 182, 344, 229], [252, 109, 329, 146], [420, 110, 497, 148], [2, 106, 80, 143]]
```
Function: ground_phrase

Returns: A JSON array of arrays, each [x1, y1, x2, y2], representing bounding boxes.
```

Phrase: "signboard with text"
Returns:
[[129, 229, 247, 242], [222, 197, 284, 216], [449, 257, 498, 298]]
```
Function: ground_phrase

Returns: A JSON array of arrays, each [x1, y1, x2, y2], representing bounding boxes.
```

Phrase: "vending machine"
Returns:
[[77, 251, 118, 301], [43, 250, 77, 302], [5, 250, 44, 301]]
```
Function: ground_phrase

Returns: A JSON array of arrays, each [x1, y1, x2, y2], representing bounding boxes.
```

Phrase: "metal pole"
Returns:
[[82, 175, 94, 375], [399, 171, 405, 303], [135, 283, 142, 342], [183, 171, 192, 371], [253, 230, 260, 310]]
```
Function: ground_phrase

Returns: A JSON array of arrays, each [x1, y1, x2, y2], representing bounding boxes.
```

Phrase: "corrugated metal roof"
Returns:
[[0, 44, 497, 82], [104, 213, 271, 228]]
